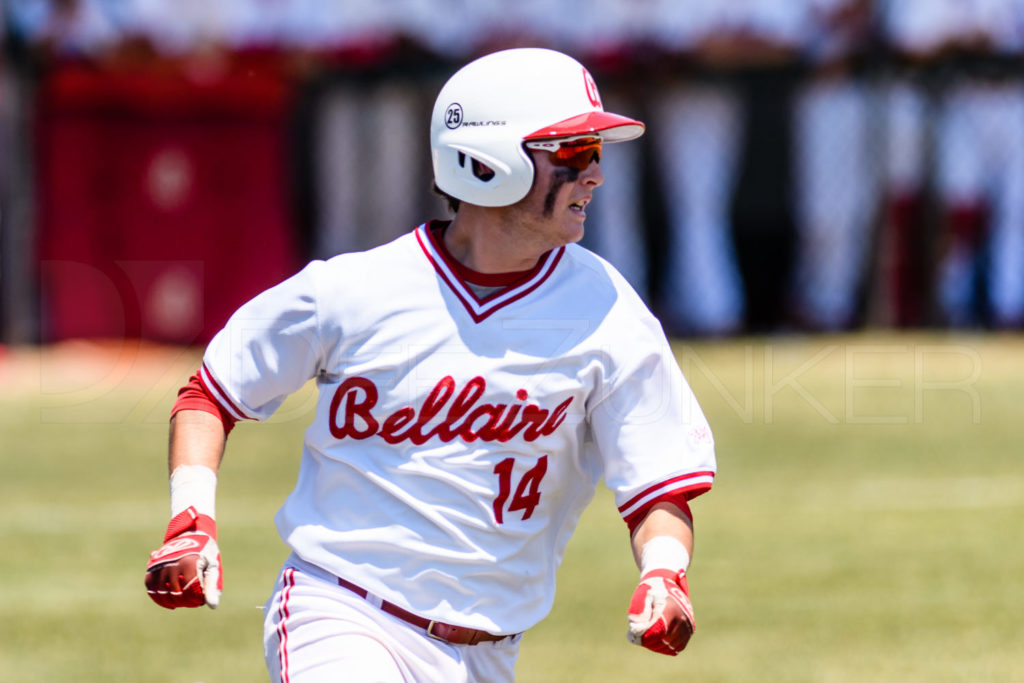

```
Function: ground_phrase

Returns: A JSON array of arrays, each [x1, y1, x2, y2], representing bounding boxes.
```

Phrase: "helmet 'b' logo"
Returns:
[[583, 69, 602, 108], [445, 103, 463, 129]]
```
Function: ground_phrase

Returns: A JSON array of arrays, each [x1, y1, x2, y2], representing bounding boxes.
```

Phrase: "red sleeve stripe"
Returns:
[[623, 490, 693, 536], [199, 363, 255, 422], [617, 472, 715, 520]]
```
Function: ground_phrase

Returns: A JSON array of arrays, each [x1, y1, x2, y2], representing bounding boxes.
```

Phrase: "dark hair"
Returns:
[[432, 182, 461, 213], [432, 157, 499, 213]]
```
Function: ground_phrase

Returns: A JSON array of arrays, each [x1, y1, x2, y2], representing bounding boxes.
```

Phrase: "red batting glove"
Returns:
[[627, 569, 695, 655], [145, 506, 222, 609]]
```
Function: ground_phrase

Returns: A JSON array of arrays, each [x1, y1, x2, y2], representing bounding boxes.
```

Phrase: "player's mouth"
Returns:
[[569, 197, 590, 217]]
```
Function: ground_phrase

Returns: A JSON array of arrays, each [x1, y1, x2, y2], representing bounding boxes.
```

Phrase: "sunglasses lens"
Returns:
[[549, 138, 602, 170]]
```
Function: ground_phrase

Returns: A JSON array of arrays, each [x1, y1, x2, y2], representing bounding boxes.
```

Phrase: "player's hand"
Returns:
[[627, 568, 695, 655], [145, 506, 222, 609]]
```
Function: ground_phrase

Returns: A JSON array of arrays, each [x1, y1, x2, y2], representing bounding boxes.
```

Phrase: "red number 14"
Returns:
[[492, 455, 548, 524]]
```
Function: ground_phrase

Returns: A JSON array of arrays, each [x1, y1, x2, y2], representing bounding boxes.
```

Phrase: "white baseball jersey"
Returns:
[[201, 221, 716, 635]]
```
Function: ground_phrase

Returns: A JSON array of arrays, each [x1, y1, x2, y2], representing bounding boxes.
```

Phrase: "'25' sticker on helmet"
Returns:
[[445, 103, 463, 129], [583, 68, 602, 108]]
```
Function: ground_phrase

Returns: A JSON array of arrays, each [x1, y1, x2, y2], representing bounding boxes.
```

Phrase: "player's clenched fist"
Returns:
[[627, 568, 695, 656], [145, 506, 222, 609]]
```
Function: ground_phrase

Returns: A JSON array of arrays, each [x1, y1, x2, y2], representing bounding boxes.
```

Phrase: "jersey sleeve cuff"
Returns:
[[618, 471, 714, 535], [198, 363, 258, 422], [172, 369, 239, 436]]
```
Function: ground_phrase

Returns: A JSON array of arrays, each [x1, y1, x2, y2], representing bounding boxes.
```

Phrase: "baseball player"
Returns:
[[145, 47, 716, 682]]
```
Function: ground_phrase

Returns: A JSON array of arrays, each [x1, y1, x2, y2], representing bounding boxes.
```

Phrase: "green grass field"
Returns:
[[1, 332, 1021, 682]]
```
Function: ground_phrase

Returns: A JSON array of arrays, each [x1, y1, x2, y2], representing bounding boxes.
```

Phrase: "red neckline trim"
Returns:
[[427, 221, 547, 288], [416, 223, 564, 323]]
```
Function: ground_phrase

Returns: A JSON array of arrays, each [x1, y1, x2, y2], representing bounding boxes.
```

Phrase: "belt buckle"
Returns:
[[426, 620, 448, 642]]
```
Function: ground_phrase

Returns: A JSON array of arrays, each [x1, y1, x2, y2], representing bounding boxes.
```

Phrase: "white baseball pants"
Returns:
[[263, 557, 522, 683]]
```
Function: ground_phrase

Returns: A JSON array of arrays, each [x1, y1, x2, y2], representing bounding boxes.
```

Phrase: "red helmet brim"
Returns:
[[525, 111, 645, 143]]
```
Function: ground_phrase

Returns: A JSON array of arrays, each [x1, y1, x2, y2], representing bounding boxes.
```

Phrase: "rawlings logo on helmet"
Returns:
[[445, 103, 507, 131]]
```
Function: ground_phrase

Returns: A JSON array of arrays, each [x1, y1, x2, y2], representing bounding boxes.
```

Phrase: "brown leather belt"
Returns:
[[337, 577, 512, 646]]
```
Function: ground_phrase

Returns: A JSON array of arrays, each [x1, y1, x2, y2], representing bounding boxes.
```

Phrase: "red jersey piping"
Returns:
[[617, 471, 715, 520], [415, 222, 564, 323]]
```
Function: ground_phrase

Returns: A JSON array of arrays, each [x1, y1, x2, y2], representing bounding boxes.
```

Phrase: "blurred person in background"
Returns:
[[873, 0, 955, 327], [108, 0, 438, 262], [295, 0, 432, 260], [26, 0, 306, 344], [644, 1, 743, 336], [117, 0, 433, 260], [5, 0, 119, 63], [2, 0, 121, 346], [113, 0, 237, 60], [930, 0, 1024, 328], [788, 0, 877, 331], [646, 0, 806, 336]]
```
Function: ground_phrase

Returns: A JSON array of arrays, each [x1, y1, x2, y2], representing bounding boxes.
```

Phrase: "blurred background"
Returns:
[[3, 0, 1024, 344]]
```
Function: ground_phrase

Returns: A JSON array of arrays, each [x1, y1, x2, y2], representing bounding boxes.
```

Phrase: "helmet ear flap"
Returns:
[[437, 142, 536, 207]]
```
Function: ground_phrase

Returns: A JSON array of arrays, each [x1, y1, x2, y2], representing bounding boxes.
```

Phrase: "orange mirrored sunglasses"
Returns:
[[524, 135, 603, 171]]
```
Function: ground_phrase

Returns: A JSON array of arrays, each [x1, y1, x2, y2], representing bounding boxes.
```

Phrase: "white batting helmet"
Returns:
[[430, 48, 645, 208]]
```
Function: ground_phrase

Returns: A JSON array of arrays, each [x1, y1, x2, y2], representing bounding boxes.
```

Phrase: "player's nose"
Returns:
[[580, 159, 604, 188]]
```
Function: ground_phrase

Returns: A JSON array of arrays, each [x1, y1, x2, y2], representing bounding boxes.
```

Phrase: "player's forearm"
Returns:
[[627, 501, 698, 654], [168, 409, 227, 517], [169, 409, 227, 473], [630, 502, 694, 571]]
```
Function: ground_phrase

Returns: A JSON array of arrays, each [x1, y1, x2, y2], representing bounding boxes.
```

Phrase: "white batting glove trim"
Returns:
[[627, 575, 669, 637], [195, 537, 223, 609]]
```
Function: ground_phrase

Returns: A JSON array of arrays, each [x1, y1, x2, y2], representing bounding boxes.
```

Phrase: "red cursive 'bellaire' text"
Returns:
[[328, 375, 573, 444]]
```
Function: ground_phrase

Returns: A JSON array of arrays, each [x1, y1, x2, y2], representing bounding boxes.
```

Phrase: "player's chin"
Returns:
[[561, 216, 586, 243], [561, 228, 585, 247]]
